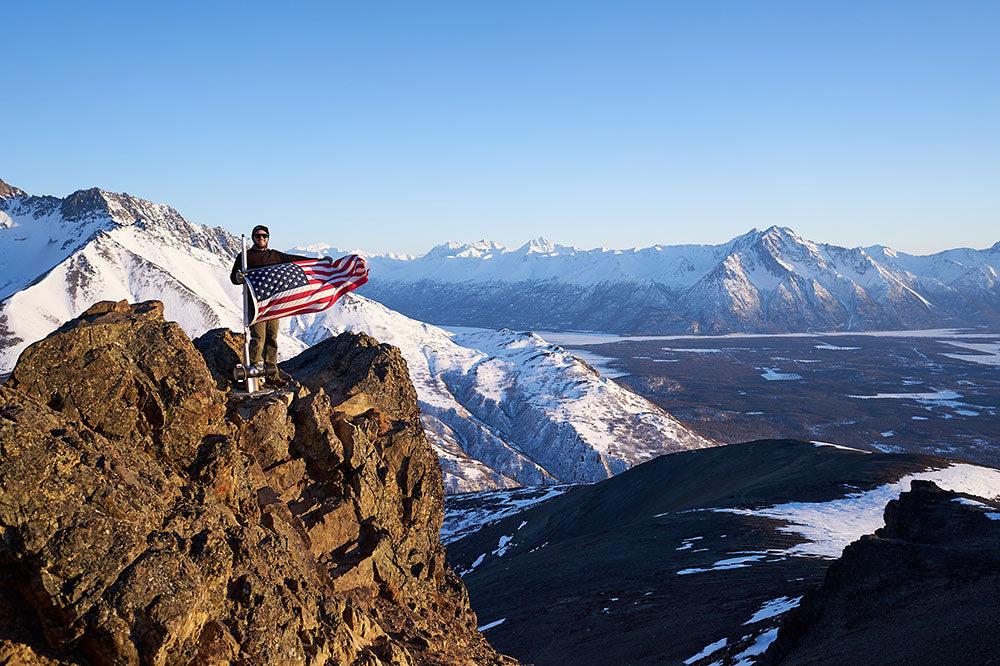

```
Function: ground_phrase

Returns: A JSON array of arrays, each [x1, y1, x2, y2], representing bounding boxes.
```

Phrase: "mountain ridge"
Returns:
[[338, 225, 1000, 335], [446, 438, 1000, 665]]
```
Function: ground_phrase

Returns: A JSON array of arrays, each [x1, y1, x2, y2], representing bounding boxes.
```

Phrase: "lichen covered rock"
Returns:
[[0, 301, 515, 665]]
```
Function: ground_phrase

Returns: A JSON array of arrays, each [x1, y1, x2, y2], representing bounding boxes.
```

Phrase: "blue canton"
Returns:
[[246, 263, 309, 300]]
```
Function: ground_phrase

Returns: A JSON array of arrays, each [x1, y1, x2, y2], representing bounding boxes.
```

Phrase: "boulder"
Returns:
[[7, 300, 226, 464], [0, 301, 516, 665], [280, 332, 419, 423]]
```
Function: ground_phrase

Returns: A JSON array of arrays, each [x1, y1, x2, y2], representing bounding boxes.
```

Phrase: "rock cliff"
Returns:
[[0, 300, 515, 665], [760, 480, 1000, 665]]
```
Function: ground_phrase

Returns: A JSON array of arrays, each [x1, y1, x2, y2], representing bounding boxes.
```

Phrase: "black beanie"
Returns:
[[252, 225, 269, 236]]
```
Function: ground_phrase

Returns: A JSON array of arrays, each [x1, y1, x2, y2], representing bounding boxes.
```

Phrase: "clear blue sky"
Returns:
[[4, 1, 999, 255]]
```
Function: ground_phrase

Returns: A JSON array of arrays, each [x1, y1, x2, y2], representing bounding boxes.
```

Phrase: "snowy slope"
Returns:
[[341, 227, 1000, 334], [0, 178, 714, 493], [0, 181, 307, 370], [291, 294, 717, 492]]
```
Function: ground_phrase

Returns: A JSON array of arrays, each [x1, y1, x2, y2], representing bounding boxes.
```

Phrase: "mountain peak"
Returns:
[[516, 236, 561, 255], [60, 187, 115, 222], [761, 224, 795, 237], [0, 178, 27, 200], [425, 239, 506, 259]]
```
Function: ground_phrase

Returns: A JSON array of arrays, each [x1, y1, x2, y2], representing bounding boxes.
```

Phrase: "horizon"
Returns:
[[6, 174, 1000, 257], [5, 2, 999, 256], [3, 174, 998, 257]]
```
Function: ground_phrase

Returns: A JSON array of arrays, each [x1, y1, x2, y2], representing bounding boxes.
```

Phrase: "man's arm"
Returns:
[[230, 254, 245, 285], [278, 251, 314, 263]]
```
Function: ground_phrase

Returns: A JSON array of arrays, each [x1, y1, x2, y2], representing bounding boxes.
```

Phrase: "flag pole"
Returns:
[[240, 234, 260, 393]]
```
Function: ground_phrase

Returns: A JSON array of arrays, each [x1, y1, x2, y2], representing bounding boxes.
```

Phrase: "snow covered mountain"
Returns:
[[344, 229, 1000, 334], [290, 297, 714, 492], [0, 178, 714, 492], [0, 179, 262, 369]]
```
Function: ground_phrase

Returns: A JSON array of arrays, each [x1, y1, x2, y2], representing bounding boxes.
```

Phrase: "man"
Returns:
[[230, 225, 311, 381]]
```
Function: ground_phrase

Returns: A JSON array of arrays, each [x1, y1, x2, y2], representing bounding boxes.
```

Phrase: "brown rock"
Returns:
[[7, 300, 227, 464], [280, 331, 419, 423], [0, 303, 516, 665], [192, 327, 246, 391]]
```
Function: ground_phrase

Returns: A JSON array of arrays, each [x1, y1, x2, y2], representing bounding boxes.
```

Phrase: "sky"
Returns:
[[4, 1, 999, 255]]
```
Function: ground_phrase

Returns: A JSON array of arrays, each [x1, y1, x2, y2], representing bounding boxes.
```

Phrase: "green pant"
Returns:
[[249, 319, 280, 365]]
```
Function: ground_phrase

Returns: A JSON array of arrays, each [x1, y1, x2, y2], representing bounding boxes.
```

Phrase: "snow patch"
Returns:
[[683, 638, 728, 664], [477, 618, 506, 631], [676, 536, 704, 551], [715, 463, 1000, 558], [815, 342, 860, 350], [812, 441, 870, 453], [493, 534, 515, 557], [939, 340, 1000, 366], [732, 628, 779, 665], [743, 596, 803, 624], [760, 368, 802, 381], [953, 497, 989, 507], [849, 389, 962, 401], [677, 554, 773, 575]]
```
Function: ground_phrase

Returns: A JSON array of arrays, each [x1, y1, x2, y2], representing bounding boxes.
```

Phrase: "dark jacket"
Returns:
[[230, 247, 311, 285]]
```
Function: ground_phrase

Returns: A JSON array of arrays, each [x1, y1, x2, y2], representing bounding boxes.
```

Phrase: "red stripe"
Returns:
[[262, 279, 367, 319]]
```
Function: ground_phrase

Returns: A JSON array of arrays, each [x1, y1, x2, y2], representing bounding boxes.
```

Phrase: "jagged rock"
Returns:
[[280, 332, 419, 423], [7, 300, 227, 464], [193, 327, 246, 391], [0, 301, 516, 665], [0, 177, 26, 200], [761, 480, 1000, 665]]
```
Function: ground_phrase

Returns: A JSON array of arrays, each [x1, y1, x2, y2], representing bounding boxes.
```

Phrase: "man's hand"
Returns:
[[234, 271, 246, 284]]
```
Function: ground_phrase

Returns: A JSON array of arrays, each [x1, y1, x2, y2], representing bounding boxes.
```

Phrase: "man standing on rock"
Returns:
[[229, 225, 311, 379]]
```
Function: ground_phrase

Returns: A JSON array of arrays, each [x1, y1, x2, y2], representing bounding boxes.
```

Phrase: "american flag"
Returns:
[[244, 254, 368, 325]]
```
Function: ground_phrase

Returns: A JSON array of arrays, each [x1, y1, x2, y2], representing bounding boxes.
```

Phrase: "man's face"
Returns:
[[252, 230, 269, 249]]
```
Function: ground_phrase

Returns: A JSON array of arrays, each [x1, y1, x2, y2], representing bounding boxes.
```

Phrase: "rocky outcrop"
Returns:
[[0, 177, 26, 200], [0, 300, 515, 665], [193, 327, 245, 391], [761, 480, 1000, 665]]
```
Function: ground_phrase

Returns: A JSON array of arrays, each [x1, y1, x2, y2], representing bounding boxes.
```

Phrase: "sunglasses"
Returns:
[[253, 233, 268, 239]]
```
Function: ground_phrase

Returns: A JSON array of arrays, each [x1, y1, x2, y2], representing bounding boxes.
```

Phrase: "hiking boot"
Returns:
[[264, 363, 286, 388]]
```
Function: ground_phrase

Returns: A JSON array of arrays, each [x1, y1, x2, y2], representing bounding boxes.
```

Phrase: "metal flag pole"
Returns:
[[240, 234, 261, 393]]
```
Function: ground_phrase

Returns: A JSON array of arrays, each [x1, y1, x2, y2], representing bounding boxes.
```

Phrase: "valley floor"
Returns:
[[541, 328, 1000, 468]]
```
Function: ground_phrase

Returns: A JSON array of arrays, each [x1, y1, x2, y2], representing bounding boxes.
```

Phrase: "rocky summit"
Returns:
[[0, 300, 515, 665]]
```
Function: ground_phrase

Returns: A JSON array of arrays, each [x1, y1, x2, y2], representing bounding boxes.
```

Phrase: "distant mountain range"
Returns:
[[306, 230, 1000, 335], [0, 178, 714, 492]]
